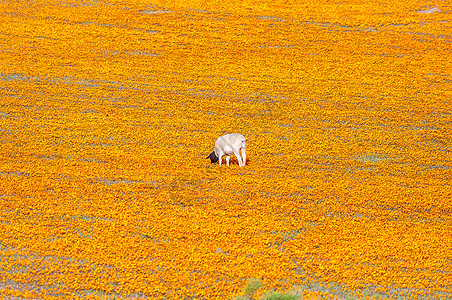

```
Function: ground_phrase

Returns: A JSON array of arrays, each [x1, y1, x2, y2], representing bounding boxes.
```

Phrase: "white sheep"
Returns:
[[207, 133, 246, 167]]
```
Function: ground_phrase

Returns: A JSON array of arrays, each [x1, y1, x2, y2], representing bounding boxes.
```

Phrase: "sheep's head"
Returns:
[[206, 151, 219, 164]]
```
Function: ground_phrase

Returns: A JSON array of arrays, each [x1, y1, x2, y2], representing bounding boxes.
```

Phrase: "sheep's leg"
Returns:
[[233, 149, 243, 167], [226, 155, 230, 166], [241, 145, 246, 166], [216, 149, 224, 166]]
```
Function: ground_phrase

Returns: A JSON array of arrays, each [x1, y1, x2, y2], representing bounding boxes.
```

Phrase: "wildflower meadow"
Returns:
[[1, 0, 451, 299]]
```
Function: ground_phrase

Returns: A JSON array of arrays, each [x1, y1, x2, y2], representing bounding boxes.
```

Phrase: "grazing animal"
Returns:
[[207, 133, 246, 167]]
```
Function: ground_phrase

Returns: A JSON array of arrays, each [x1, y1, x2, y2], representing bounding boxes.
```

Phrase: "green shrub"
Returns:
[[236, 278, 300, 300]]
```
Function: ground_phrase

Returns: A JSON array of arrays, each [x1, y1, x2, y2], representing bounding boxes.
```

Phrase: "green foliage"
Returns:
[[236, 278, 263, 300], [236, 278, 300, 300], [261, 290, 300, 300]]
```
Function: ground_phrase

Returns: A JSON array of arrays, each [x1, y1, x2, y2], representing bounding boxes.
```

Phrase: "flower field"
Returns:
[[1, 0, 451, 299]]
